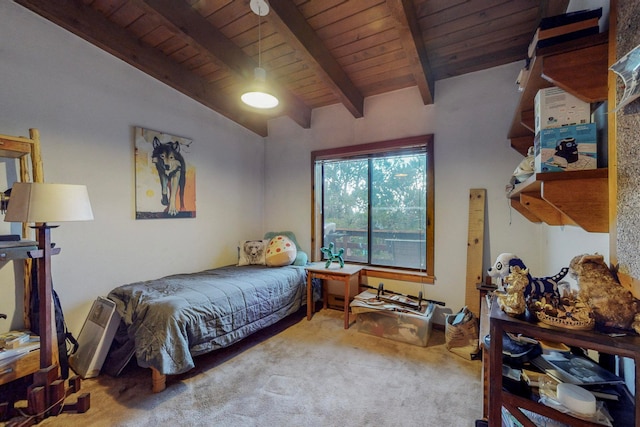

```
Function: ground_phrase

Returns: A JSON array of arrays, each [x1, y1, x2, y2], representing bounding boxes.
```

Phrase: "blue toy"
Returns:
[[320, 242, 345, 268]]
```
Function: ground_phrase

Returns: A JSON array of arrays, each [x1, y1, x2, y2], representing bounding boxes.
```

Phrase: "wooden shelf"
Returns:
[[487, 300, 640, 426], [0, 240, 38, 261], [0, 348, 39, 386], [0, 134, 32, 159], [0, 241, 40, 386], [508, 32, 609, 155], [507, 169, 608, 232], [505, 32, 609, 232]]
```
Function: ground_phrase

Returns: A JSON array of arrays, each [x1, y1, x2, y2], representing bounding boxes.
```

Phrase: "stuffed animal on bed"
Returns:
[[569, 254, 640, 333], [488, 253, 566, 299]]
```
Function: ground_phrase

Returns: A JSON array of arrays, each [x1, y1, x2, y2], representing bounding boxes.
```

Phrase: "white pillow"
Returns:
[[238, 239, 269, 266]]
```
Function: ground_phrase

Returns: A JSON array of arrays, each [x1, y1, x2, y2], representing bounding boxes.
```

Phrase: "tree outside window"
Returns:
[[312, 135, 434, 275]]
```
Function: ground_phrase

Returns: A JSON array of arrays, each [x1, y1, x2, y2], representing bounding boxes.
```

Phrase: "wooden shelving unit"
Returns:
[[0, 241, 40, 387], [0, 129, 90, 421], [509, 32, 609, 155], [506, 32, 609, 232], [488, 300, 639, 427], [0, 131, 46, 390], [507, 169, 608, 232], [0, 129, 43, 329]]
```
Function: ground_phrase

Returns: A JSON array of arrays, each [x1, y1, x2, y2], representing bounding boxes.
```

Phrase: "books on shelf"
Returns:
[[528, 27, 599, 58], [538, 8, 603, 30], [0, 336, 39, 366], [522, 368, 545, 387], [527, 8, 602, 58], [531, 352, 624, 386], [0, 330, 29, 349]]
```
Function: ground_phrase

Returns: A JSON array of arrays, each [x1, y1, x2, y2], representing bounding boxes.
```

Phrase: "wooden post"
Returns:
[[32, 225, 56, 369], [465, 189, 486, 317]]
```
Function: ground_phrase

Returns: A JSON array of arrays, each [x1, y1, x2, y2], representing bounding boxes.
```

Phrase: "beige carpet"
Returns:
[[35, 309, 482, 426]]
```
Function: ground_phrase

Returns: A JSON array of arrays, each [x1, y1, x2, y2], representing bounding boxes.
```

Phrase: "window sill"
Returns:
[[361, 266, 434, 284]]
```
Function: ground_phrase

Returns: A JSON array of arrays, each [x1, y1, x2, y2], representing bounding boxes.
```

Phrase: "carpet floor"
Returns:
[[34, 308, 482, 426]]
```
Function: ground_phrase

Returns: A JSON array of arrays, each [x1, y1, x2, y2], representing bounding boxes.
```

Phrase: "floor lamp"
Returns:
[[4, 182, 93, 418]]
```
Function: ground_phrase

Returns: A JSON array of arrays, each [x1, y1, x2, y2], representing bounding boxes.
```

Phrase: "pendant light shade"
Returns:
[[241, 67, 279, 109], [241, 0, 279, 109]]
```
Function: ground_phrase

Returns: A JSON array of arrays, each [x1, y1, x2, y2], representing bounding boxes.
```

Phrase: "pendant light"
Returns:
[[241, 0, 279, 109]]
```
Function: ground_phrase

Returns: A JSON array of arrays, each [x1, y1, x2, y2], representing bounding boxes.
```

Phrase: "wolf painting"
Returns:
[[135, 127, 195, 219], [151, 137, 186, 216]]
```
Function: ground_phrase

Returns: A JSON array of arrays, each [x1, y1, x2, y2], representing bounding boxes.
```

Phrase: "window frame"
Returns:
[[311, 135, 434, 279]]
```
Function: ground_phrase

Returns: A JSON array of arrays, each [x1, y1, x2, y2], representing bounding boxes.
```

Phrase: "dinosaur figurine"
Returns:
[[320, 242, 345, 268]]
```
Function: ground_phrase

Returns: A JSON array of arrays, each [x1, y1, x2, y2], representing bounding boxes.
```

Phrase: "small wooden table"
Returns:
[[306, 262, 363, 329]]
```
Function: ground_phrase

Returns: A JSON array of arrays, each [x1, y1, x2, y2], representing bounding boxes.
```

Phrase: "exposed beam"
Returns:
[[14, 0, 269, 136], [386, 0, 434, 105], [268, 0, 365, 118], [140, 0, 311, 130]]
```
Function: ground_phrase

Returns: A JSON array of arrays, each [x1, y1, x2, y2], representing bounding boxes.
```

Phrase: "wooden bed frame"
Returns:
[[151, 368, 166, 393], [109, 266, 307, 393]]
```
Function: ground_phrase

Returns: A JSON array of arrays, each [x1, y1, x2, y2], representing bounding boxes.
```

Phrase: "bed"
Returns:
[[106, 264, 308, 392]]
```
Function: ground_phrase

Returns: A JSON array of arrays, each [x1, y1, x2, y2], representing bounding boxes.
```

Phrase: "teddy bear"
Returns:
[[496, 265, 529, 316], [569, 254, 640, 333]]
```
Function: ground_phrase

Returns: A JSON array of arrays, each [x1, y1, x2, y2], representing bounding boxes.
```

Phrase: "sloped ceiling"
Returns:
[[15, 0, 569, 136]]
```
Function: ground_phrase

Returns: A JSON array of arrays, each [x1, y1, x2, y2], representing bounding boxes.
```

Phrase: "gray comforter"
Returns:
[[107, 265, 307, 375]]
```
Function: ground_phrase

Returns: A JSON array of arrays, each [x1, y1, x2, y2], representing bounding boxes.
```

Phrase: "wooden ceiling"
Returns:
[[15, 0, 569, 136]]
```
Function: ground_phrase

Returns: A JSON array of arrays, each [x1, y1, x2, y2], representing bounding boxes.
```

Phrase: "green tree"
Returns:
[[322, 153, 427, 266]]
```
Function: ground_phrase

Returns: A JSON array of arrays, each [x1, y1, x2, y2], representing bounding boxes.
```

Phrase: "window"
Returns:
[[312, 135, 434, 276]]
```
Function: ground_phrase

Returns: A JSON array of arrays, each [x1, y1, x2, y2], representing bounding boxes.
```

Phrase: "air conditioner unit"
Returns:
[[69, 296, 121, 379]]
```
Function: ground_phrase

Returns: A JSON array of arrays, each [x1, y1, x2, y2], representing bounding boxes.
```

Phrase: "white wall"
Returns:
[[265, 63, 609, 314], [0, 1, 611, 335], [539, 0, 611, 274], [267, 64, 524, 313], [0, 2, 265, 334]]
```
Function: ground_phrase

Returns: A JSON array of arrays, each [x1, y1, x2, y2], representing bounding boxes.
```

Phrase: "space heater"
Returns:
[[69, 296, 121, 379]]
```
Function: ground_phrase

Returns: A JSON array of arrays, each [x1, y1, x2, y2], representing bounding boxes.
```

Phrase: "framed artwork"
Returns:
[[134, 127, 196, 219]]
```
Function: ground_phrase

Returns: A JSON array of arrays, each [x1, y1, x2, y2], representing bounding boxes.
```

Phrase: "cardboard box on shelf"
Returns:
[[534, 124, 598, 173], [535, 87, 591, 134]]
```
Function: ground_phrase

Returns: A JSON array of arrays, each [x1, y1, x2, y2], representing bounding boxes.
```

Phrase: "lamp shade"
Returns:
[[241, 90, 279, 109], [241, 67, 279, 109], [4, 182, 94, 223]]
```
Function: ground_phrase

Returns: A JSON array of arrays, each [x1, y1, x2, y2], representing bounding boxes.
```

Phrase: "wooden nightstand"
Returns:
[[305, 262, 363, 329]]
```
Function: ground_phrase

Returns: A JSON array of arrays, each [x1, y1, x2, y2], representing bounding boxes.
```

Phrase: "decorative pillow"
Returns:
[[265, 235, 297, 267], [263, 231, 308, 266], [238, 239, 269, 266]]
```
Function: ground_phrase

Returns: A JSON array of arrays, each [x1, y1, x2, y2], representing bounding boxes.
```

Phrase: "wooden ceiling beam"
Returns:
[[386, 0, 434, 105], [268, 0, 365, 118], [14, 0, 269, 136], [139, 0, 311, 130]]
